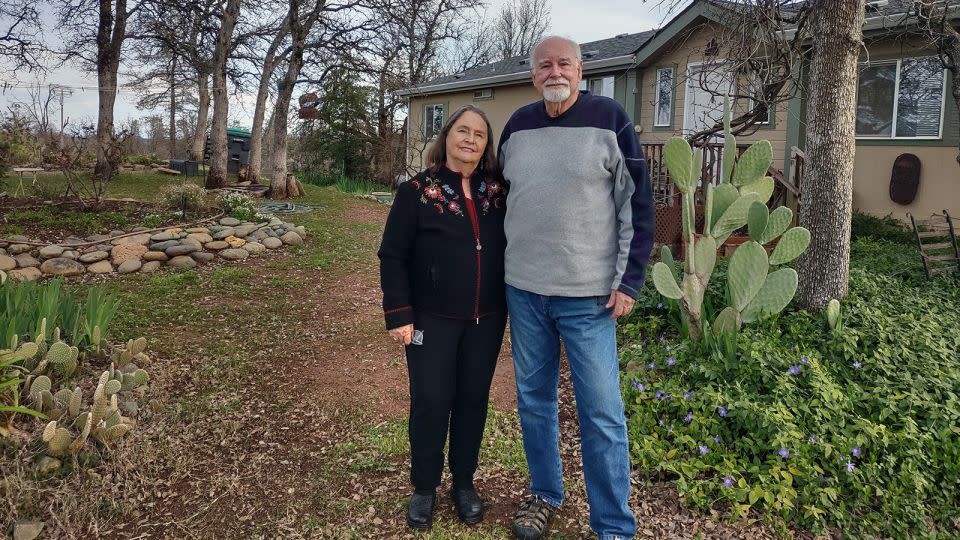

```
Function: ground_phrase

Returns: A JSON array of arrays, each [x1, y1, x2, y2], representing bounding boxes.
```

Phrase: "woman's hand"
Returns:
[[389, 324, 414, 346]]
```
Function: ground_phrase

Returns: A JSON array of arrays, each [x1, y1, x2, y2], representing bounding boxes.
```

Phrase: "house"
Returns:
[[397, 0, 959, 234]]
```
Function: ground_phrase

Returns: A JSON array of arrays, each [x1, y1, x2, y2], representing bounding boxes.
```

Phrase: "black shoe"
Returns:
[[511, 495, 555, 540], [406, 491, 436, 530], [450, 487, 484, 524]]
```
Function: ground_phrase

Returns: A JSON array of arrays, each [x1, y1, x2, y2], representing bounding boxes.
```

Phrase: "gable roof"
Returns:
[[396, 31, 655, 97]]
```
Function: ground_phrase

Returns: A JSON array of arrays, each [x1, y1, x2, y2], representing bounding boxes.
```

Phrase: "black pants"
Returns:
[[406, 312, 507, 492]]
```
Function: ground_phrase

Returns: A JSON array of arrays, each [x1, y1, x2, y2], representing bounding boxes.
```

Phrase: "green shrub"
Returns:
[[158, 182, 209, 213], [216, 191, 268, 222], [334, 176, 381, 195], [296, 169, 337, 187], [851, 211, 915, 244], [625, 238, 960, 537]]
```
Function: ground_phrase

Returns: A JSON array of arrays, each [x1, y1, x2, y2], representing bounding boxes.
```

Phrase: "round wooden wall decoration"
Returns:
[[889, 153, 921, 205]]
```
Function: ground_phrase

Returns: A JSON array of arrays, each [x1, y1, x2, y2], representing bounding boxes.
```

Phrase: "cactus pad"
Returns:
[[652, 262, 683, 300], [710, 184, 739, 230], [826, 298, 841, 330], [663, 137, 695, 193], [760, 207, 793, 244], [732, 140, 773, 186], [693, 236, 717, 278], [747, 201, 768, 242], [739, 176, 775, 205], [69, 388, 82, 418], [713, 306, 741, 335], [97, 423, 132, 442], [42, 421, 57, 442], [769, 227, 811, 266], [30, 375, 52, 397], [728, 241, 769, 311], [105, 379, 122, 396], [712, 194, 761, 240], [48, 428, 72, 455], [741, 268, 799, 323]]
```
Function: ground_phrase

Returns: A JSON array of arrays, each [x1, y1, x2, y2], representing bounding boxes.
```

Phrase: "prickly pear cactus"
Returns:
[[651, 96, 811, 340]]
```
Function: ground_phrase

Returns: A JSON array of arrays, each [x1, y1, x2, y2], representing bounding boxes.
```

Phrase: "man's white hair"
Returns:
[[528, 35, 582, 70]]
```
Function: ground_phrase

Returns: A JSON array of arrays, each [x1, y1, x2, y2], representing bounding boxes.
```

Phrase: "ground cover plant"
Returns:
[[627, 228, 960, 537]]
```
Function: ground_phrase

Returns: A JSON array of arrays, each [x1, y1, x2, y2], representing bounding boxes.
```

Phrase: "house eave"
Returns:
[[396, 54, 637, 98]]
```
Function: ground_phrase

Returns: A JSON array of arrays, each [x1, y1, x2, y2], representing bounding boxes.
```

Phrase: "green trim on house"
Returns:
[[651, 63, 679, 131], [632, 2, 725, 68]]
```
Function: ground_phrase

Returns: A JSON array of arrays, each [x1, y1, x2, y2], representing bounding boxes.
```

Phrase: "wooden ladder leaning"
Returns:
[[908, 210, 960, 278]]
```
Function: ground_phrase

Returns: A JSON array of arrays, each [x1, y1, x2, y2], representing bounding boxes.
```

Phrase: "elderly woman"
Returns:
[[378, 105, 507, 530]]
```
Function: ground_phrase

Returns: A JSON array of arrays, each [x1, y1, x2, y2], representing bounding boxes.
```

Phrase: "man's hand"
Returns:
[[389, 323, 414, 346], [605, 290, 635, 319]]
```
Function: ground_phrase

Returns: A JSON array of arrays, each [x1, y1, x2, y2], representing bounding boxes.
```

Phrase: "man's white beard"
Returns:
[[543, 82, 571, 103]]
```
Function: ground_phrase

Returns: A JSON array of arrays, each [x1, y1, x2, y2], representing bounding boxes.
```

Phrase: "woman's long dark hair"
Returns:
[[425, 105, 501, 181]]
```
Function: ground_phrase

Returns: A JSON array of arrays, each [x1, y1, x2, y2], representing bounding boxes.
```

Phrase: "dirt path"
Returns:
[[28, 193, 779, 539]]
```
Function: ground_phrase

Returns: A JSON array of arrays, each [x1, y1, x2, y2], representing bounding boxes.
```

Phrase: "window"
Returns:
[[473, 88, 493, 100], [748, 75, 772, 125], [424, 103, 445, 139], [654, 67, 674, 127], [586, 76, 615, 98], [856, 56, 945, 139]]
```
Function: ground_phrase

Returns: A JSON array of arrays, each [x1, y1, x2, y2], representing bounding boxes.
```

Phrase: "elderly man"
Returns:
[[497, 35, 654, 540]]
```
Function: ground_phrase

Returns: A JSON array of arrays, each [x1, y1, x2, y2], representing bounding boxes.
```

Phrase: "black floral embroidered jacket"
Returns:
[[378, 165, 507, 329]]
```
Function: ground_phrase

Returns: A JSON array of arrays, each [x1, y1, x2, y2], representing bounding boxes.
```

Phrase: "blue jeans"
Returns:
[[506, 285, 636, 539]]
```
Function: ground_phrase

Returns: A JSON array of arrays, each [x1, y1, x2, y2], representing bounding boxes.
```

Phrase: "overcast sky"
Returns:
[[0, 0, 681, 131]]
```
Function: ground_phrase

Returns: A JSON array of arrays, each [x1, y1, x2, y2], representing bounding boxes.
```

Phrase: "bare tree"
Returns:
[[55, 0, 142, 181], [205, 0, 243, 188], [911, 0, 960, 163], [244, 11, 290, 183], [0, 0, 43, 72], [494, 0, 550, 60]]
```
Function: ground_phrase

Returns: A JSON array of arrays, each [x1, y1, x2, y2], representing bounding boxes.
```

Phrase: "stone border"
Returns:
[[0, 217, 307, 281]]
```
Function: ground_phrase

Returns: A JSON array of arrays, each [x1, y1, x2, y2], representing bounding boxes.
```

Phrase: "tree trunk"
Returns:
[[205, 0, 242, 189], [93, 0, 127, 182], [190, 72, 210, 162], [169, 56, 177, 160], [795, 0, 865, 310], [269, 86, 294, 198], [248, 20, 289, 185]]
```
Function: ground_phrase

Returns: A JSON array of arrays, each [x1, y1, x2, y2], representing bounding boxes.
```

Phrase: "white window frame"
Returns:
[[747, 71, 772, 126], [856, 56, 947, 140], [586, 75, 616, 98], [473, 88, 493, 100], [423, 103, 445, 140], [654, 67, 675, 127], [682, 60, 734, 136]]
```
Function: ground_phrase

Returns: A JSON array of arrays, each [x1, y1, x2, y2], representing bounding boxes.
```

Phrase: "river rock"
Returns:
[[186, 232, 213, 244], [164, 227, 182, 235], [242, 242, 266, 254], [205, 240, 229, 251], [165, 244, 199, 257], [14, 254, 39, 268], [87, 260, 113, 274], [9, 267, 41, 281], [79, 251, 109, 263], [150, 232, 176, 242], [294, 226, 308, 238], [108, 230, 126, 237], [111, 244, 148, 265], [191, 251, 215, 263], [118, 260, 142, 274], [185, 227, 209, 234], [220, 217, 241, 226], [38, 245, 65, 259], [142, 251, 169, 262], [40, 257, 85, 276], [141, 261, 162, 273], [61, 250, 79, 260], [262, 237, 283, 249], [132, 226, 150, 232], [8, 244, 32, 255], [13, 520, 44, 540], [150, 240, 180, 251], [219, 248, 248, 261], [7, 234, 28, 242], [280, 231, 303, 245], [213, 228, 235, 240], [233, 224, 258, 238], [111, 233, 151, 246], [167, 255, 196, 269], [0, 255, 15, 271], [225, 236, 246, 248], [86, 233, 112, 243]]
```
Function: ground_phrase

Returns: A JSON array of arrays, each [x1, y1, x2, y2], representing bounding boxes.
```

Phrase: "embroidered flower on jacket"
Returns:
[[425, 185, 441, 199], [433, 202, 444, 214], [486, 181, 502, 194], [447, 201, 461, 214], [410, 180, 421, 189]]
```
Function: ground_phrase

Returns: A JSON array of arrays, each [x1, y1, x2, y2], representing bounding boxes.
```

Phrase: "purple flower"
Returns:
[[667, 426, 674, 434], [656, 302, 663, 309], [846, 461, 856, 473], [684, 411, 693, 423], [778, 448, 790, 459], [698, 445, 709, 455], [658, 335, 666, 343], [631, 379, 645, 392], [648, 362, 656, 370], [723, 476, 734, 488], [787, 365, 802, 376], [717, 406, 728, 417], [655, 391, 662, 399], [851, 447, 862, 457], [713, 435, 721, 443], [683, 390, 693, 399], [853, 361, 862, 369], [809, 435, 818, 443], [658, 419, 665, 427], [665, 345, 672, 351], [800, 355, 809, 365], [666, 356, 676, 366]]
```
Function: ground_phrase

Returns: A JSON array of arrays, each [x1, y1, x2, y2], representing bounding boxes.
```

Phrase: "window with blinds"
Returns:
[[856, 56, 945, 139]]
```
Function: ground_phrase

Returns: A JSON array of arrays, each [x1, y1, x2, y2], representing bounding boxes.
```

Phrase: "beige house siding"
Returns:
[[635, 23, 791, 173], [406, 86, 541, 173], [851, 38, 960, 220]]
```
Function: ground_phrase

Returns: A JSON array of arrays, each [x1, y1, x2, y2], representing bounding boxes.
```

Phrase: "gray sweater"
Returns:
[[497, 92, 655, 298]]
